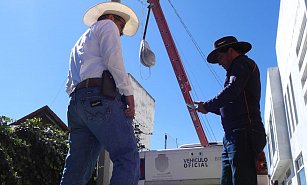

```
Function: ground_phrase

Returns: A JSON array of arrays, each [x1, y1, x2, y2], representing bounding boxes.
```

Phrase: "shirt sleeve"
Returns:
[[65, 50, 74, 95], [65, 48, 81, 95], [95, 21, 134, 96], [204, 57, 252, 112], [65, 71, 72, 95]]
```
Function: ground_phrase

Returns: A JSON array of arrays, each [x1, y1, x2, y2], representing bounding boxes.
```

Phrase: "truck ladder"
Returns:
[[147, 0, 209, 146]]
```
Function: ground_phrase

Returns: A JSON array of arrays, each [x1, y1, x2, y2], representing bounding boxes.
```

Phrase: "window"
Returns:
[[296, 14, 306, 58], [301, 64, 307, 90], [289, 75, 298, 125], [284, 94, 292, 138], [298, 31, 307, 71], [285, 168, 293, 185], [296, 154, 307, 185], [288, 179, 293, 185], [284, 75, 299, 133], [268, 142, 272, 165], [269, 113, 276, 156], [286, 86, 296, 132], [267, 109, 276, 165], [286, 168, 292, 179]]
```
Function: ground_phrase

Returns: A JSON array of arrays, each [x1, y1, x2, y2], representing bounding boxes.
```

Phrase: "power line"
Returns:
[[166, 0, 221, 142], [173, 36, 217, 142], [136, 0, 148, 7], [50, 78, 66, 106], [167, 0, 223, 87]]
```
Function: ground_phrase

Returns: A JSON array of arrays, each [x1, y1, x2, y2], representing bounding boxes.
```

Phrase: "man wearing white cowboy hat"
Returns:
[[62, 1, 140, 185], [194, 36, 266, 185]]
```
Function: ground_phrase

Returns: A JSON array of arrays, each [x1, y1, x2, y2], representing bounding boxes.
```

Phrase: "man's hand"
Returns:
[[194, 101, 208, 114], [124, 95, 135, 119]]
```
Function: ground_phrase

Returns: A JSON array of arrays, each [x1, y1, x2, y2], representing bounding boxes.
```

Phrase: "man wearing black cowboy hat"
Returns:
[[194, 36, 266, 185], [61, 2, 140, 185]]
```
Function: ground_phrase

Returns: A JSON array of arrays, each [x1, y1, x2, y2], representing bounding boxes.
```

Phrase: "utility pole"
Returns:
[[164, 133, 167, 149]]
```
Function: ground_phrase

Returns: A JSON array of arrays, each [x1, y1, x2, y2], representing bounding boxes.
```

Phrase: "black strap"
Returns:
[[142, 5, 152, 40]]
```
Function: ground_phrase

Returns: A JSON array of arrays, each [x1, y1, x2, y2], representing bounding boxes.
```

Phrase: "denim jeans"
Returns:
[[220, 127, 266, 185], [60, 87, 140, 185]]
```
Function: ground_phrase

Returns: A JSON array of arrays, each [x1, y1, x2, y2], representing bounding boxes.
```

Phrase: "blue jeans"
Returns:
[[220, 127, 266, 185], [60, 87, 140, 185]]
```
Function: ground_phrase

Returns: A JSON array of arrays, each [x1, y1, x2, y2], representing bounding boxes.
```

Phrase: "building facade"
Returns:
[[264, 0, 307, 184]]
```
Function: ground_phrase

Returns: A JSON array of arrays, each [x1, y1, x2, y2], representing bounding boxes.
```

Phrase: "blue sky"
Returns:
[[0, 0, 280, 150]]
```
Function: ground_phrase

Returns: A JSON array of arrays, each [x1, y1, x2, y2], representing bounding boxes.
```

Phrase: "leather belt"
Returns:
[[75, 78, 102, 91]]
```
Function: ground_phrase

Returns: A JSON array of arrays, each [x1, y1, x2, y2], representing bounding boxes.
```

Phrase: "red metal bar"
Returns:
[[148, 0, 209, 146]]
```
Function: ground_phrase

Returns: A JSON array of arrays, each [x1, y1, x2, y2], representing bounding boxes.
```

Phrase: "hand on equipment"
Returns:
[[193, 101, 208, 114]]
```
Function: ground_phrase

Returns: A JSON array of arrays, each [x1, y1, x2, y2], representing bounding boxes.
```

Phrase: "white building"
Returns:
[[129, 74, 155, 151], [264, 0, 307, 184]]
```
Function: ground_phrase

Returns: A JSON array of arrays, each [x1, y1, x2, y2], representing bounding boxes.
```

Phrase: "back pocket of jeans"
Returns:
[[81, 96, 111, 122]]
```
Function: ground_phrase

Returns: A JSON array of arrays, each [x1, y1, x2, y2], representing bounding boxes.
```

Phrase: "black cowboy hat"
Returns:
[[207, 36, 252, 64]]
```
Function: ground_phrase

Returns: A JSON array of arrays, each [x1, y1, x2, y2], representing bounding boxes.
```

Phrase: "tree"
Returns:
[[0, 116, 96, 185]]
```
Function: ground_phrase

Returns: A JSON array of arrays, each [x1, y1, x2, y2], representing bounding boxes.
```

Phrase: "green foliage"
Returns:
[[0, 115, 13, 125], [0, 116, 97, 185], [133, 120, 153, 151]]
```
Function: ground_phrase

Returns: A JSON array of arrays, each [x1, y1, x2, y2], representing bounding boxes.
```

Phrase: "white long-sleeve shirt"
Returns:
[[66, 20, 133, 96]]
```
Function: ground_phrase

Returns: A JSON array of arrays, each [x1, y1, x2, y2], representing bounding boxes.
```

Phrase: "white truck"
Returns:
[[138, 143, 269, 185]]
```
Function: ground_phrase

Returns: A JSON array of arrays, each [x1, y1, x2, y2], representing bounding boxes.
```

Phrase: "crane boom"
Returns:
[[147, 0, 209, 146]]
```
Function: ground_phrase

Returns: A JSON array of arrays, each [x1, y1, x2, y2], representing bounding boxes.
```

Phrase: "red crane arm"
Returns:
[[148, 0, 209, 146]]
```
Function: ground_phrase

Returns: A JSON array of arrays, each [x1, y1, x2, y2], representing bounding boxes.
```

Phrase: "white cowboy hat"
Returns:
[[83, 2, 139, 36]]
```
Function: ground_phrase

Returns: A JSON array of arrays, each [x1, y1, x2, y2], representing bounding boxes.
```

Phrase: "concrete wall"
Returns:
[[264, 67, 292, 182]]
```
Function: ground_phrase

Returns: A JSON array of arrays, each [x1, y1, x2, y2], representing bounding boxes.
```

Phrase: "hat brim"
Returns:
[[83, 2, 139, 36], [207, 42, 252, 64]]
